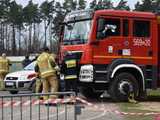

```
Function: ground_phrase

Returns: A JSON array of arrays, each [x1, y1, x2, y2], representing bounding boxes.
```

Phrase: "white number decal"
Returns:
[[133, 38, 151, 47]]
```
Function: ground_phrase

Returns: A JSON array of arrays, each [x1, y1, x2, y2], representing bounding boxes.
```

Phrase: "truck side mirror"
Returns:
[[96, 18, 105, 39], [97, 18, 105, 32], [67, 24, 73, 30]]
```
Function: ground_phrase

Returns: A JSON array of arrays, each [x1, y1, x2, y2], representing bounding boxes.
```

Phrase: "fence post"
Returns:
[[0, 92, 76, 120], [74, 103, 78, 120], [1, 97, 4, 120]]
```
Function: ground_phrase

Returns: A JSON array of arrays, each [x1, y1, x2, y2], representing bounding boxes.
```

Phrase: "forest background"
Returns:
[[0, 0, 159, 55]]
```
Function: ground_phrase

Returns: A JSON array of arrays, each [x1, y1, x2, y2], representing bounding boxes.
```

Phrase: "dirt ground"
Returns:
[[140, 102, 160, 112]]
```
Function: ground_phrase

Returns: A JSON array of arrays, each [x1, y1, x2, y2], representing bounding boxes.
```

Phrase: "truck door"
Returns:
[[92, 17, 131, 65], [131, 20, 153, 65]]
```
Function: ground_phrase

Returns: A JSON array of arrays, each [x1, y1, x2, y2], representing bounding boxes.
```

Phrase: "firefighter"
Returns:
[[33, 54, 42, 94], [34, 67, 42, 94], [126, 84, 138, 104], [0, 53, 11, 90], [128, 92, 138, 104], [34, 67, 43, 99], [61, 52, 79, 95], [35, 47, 59, 100]]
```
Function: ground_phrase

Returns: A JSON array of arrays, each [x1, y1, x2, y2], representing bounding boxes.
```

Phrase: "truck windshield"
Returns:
[[63, 20, 91, 45]]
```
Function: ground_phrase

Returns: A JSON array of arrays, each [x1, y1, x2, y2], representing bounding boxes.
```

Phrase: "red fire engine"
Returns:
[[59, 9, 160, 101]]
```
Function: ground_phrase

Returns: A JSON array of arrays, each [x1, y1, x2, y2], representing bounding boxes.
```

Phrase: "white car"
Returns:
[[4, 61, 37, 94]]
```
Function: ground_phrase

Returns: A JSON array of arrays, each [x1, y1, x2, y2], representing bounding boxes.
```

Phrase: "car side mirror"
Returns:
[[67, 24, 73, 30]]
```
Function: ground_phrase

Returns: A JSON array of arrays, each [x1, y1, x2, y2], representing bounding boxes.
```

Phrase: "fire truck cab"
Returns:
[[59, 9, 160, 101]]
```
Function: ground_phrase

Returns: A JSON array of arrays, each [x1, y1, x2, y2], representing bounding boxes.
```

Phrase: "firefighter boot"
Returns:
[[35, 78, 42, 93], [128, 92, 138, 104]]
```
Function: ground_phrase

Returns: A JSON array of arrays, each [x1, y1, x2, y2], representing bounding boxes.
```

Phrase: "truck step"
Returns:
[[95, 70, 108, 74], [146, 69, 152, 72], [146, 79, 152, 81]]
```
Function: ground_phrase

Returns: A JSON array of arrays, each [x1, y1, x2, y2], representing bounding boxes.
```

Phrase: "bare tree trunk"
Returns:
[[0, 22, 3, 54], [37, 23, 41, 50], [49, 22, 53, 51], [33, 23, 36, 52], [12, 24, 16, 55], [0, 22, 5, 54], [28, 24, 32, 53], [44, 20, 47, 47], [7, 26, 11, 52], [24, 35, 28, 54], [18, 27, 21, 55], [2, 23, 5, 51], [5, 24, 8, 51]]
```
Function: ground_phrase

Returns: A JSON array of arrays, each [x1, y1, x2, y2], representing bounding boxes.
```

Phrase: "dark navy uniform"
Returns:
[[61, 53, 78, 95]]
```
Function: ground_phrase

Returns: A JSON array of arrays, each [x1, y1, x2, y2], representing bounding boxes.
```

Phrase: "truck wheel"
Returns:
[[109, 72, 139, 102], [81, 87, 102, 99], [9, 91, 18, 94]]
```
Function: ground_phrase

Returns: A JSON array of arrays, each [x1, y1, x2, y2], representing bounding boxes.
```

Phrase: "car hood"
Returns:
[[6, 70, 35, 77]]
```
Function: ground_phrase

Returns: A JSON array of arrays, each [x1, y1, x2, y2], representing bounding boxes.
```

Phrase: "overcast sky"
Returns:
[[16, 0, 140, 9]]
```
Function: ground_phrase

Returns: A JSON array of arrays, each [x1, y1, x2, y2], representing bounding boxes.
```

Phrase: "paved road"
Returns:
[[0, 91, 124, 120]]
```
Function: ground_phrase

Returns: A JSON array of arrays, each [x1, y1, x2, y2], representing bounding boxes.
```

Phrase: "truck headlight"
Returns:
[[79, 65, 93, 82]]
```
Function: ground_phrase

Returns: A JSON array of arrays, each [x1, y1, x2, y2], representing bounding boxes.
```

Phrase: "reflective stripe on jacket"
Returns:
[[65, 75, 77, 80], [37, 52, 56, 78], [65, 60, 76, 68], [63, 59, 78, 80], [0, 57, 10, 73]]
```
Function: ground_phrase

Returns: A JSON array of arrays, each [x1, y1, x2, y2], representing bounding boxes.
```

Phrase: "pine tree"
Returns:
[[63, 0, 77, 13], [0, 0, 11, 54], [40, 0, 55, 47], [96, 0, 103, 10], [115, 0, 130, 10], [152, 0, 160, 12], [78, 0, 86, 10], [134, 0, 153, 12], [23, 0, 39, 53], [93, 0, 113, 10], [8, 1, 23, 55], [102, 0, 113, 9], [89, 0, 97, 9]]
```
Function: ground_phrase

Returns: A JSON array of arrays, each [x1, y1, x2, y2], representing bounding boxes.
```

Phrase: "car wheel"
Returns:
[[9, 91, 18, 94], [109, 72, 139, 102]]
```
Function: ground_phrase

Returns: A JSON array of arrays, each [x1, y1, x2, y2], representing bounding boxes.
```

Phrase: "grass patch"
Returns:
[[119, 90, 160, 120], [119, 102, 154, 120], [148, 89, 160, 96]]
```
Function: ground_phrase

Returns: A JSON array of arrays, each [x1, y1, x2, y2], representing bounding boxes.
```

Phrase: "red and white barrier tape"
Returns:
[[0, 97, 160, 116], [75, 97, 160, 116], [0, 97, 75, 107]]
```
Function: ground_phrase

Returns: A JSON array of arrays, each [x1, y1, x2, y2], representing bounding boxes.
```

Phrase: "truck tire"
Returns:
[[9, 91, 18, 94], [109, 72, 139, 102], [81, 87, 102, 99]]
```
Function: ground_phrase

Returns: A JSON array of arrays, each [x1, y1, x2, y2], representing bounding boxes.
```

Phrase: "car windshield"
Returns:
[[24, 61, 36, 70], [63, 20, 91, 45]]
